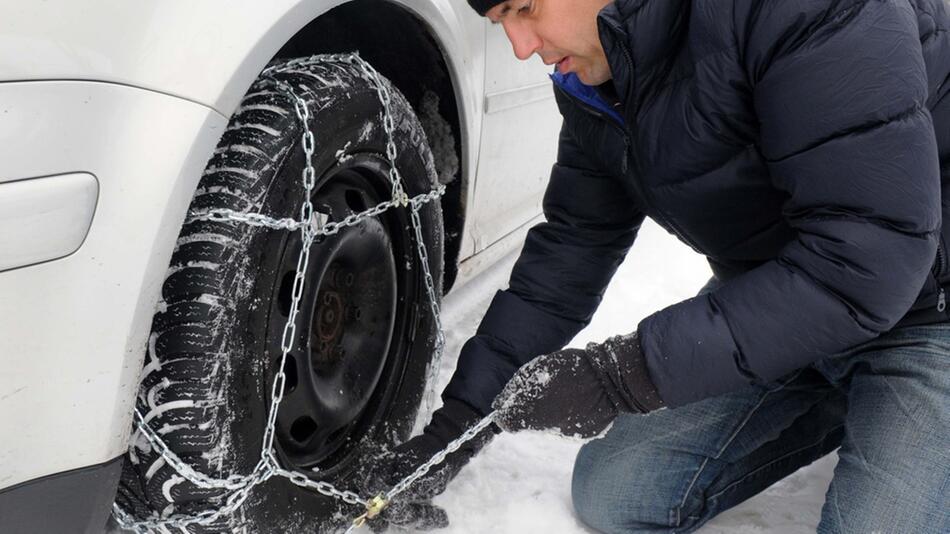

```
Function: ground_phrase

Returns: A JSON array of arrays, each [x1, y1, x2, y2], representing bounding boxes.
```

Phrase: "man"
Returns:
[[361, 0, 950, 532]]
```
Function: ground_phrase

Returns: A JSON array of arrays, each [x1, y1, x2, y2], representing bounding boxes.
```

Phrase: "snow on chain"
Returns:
[[110, 53, 477, 534]]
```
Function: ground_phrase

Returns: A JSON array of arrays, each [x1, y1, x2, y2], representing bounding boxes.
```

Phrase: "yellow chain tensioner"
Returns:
[[352, 494, 389, 528]]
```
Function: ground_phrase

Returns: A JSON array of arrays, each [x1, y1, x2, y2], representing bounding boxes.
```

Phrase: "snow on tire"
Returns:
[[115, 57, 443, 533]]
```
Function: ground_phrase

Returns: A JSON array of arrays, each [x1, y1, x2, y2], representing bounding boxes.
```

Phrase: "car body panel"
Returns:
[[0, 1, 482, 119], [469, 23, 560, 252], [0, 80, 225, 489]]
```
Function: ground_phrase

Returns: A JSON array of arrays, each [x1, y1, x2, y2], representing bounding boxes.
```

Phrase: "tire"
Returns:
[[115, 57, 443, 533]]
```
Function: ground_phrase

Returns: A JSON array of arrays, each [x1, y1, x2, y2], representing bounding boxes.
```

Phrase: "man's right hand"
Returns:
[[357, 397, 495, 531], [491, 332, 666, 439]]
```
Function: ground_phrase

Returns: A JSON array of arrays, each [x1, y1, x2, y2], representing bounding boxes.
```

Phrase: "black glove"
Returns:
[[358, 397, 496, 531], [491, 331, 666, 438]]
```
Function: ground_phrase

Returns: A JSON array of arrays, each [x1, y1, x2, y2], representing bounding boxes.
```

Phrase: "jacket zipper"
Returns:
[[577, 17, 702, 252], [933, 240, 946, 312], [552, 83, 631, 174], [933, 240, 946, 278]]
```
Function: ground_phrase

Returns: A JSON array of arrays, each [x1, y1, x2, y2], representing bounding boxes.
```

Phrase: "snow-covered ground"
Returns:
[[421, 219, 838, 534]]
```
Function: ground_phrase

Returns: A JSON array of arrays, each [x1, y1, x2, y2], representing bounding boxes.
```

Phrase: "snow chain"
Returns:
[[111, 53, 497, 533]]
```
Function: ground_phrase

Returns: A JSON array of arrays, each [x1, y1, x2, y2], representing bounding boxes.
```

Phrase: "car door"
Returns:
[[469, 18, 561, 253]]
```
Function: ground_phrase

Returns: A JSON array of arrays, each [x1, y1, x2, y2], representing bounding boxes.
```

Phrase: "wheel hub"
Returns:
[[313, 283, 346, 363]]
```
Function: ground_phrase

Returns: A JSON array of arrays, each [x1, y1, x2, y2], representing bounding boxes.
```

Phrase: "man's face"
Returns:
[[486, 0, 614, 85]]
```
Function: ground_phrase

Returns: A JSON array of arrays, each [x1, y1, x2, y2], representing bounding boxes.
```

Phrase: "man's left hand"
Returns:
[[356, 398, 495, 531], [491, 332, 666, 438]]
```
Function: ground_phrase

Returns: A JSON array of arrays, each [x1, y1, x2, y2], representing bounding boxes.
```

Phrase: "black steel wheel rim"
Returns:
[[266, 154, 415, 468]]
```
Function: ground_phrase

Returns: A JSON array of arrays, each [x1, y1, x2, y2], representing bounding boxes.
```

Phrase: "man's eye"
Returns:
[[519, 2, 532, 14]]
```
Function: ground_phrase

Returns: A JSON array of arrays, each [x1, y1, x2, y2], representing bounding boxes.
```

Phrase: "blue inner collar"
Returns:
[[550, 70, 624, 127]]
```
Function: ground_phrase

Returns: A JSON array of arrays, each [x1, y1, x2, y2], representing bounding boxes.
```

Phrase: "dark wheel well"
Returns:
[[274, 0, 465, 291]]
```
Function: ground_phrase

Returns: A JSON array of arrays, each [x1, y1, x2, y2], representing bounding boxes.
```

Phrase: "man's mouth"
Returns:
[[556, 56, 571, 74]]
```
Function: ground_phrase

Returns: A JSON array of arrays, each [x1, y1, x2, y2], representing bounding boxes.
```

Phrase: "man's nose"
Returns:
[[502, 21, 542, 61]]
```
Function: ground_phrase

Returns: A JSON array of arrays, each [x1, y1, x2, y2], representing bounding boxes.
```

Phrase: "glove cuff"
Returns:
[[589, 332, 667, 412], [621, 334, 666, 411]]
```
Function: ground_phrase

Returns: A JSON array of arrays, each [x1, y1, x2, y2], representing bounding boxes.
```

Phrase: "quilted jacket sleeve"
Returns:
[[638, 0, 942, 407], [443, 122, 645, 415]]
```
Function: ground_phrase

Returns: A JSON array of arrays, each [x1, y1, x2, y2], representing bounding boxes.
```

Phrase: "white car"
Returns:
[[0, 1, 561, 532]]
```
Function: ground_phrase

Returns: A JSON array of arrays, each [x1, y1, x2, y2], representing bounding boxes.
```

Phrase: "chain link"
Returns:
[[340, 412, 497, 534], [187, 207, 301, 231], [188, 190, 444, 238], [272, 467, 366, 507], [128, 409, 250, 491], [112, 53, 471, 533], [385, 412, 496, 501]]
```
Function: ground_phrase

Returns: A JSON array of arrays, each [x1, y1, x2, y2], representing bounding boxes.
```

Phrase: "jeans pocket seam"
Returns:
[[671, 369, 806, 528], [714, 369, 806, 460], [705, 423, 844, 504]]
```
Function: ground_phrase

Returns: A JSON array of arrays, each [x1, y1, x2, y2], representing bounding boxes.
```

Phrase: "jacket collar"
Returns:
[[596, 0, 690, 117], [550, 71, 625, 127]]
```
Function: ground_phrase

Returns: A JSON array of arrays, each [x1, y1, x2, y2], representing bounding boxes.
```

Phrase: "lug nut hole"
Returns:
[[290, 416, 317, 443]]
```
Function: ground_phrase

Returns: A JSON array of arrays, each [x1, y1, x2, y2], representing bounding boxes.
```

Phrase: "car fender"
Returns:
[[0, 0, 485, 183]]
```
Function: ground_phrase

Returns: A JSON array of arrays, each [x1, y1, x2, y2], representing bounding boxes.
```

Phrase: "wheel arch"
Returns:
[[201, 0, 480, 292], [265, 0, 472, 291]]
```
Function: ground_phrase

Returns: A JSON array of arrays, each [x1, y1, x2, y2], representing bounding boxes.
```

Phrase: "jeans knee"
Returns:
[[572, 440, 675, 533], [572, 441, 620, 532]]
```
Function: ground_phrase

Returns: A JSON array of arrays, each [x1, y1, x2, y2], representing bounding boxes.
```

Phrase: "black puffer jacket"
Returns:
[[446, 0, 950, 413]]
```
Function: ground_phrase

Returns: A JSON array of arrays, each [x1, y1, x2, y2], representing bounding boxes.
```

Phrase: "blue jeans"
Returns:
[[572, 294, 950, 532]]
